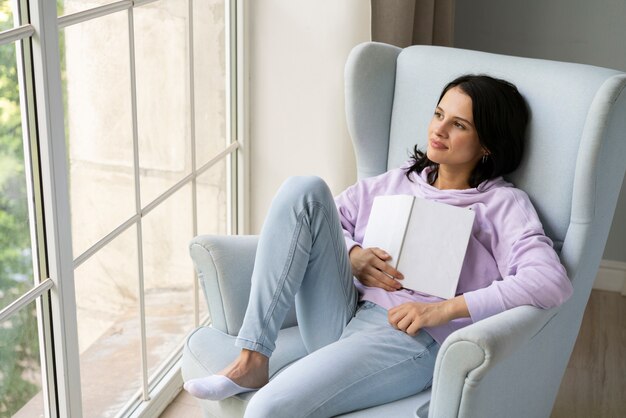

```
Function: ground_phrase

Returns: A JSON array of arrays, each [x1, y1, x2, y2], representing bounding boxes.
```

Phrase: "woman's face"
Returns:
[[426, 86, 485, 173]]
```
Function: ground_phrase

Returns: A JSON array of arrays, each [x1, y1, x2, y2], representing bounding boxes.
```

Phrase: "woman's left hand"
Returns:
[[388, 296, 470, 336]]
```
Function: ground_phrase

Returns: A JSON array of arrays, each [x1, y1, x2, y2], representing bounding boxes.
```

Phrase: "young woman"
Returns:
[[184, 75, 573, 418]]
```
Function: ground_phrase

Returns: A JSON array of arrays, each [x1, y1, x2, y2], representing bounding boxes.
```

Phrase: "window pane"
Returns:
[[61, 12, 136, 259], [196, 158, 228, 236], [58, 0, 120, 17], [0, 15, 43, 415], [135, 0, 192, 206], [193, 0, 227, 167], [196, 158, 228, 322], [142, 184, 195, 378], [0, 1, 15, 32], [0, 302, 44, 418], [74, 226, 141, 418], [0, 42, 35, 312]]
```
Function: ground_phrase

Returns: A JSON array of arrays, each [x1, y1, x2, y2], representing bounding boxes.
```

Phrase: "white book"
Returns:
[[362, 195, 475, 299]]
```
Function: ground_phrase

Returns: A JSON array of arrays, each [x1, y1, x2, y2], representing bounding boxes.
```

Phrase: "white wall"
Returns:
[[454, 0, 626, 264], [248, 0, 371, 233]]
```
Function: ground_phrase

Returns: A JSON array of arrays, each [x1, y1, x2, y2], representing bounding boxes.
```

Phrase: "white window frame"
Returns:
[[0, 0, 248, 416]]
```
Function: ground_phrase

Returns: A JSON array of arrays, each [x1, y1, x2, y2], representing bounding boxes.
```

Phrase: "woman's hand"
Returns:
[[388, 296, 470, 336], [349, 246, 404, 291]]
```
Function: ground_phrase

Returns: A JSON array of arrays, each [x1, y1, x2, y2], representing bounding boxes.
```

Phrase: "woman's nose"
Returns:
[[433, 120, 448, 137]]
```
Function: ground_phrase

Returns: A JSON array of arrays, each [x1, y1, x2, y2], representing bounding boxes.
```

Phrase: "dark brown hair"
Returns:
[[405, 74, 529, 188]]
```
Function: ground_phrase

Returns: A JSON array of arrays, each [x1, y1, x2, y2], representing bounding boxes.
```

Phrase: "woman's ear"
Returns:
[[481, 148, 491, 165]]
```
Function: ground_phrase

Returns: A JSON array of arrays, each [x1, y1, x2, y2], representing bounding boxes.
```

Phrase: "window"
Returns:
[[0, 0, 244, 416]]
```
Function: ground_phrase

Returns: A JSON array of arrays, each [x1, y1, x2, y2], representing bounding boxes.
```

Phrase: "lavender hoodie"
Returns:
[[334, 163, 573, 344]]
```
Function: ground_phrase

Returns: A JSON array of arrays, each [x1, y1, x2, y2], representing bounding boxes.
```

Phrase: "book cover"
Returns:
[[362, 195, 475, 299]]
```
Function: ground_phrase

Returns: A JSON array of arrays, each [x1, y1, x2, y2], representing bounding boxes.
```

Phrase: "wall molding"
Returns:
[[593, 259, 626, 295]]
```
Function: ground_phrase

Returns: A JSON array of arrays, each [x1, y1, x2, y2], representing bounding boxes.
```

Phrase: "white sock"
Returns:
[[184, 375, 256, 401]]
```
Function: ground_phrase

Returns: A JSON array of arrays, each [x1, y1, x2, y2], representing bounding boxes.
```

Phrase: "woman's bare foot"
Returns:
[[218, 349, 269, 389]]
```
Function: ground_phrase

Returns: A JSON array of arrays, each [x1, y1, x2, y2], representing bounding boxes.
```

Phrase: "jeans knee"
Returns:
[[276, 176, 332, 206], [282, 176, 328, 194]]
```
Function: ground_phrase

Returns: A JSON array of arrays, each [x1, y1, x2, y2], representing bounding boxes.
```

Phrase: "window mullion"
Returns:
[[236, 0, 249, 234], [225, 0, 236, 235], [29, 0, 83, 417], [189, 0, 200, 328], [126, 5, 150, 404], [58, 0, 131, 28]]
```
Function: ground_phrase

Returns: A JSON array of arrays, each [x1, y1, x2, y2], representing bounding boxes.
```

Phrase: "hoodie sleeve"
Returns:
[[463, 190, 573, 322], [334, 185, 362, 253]]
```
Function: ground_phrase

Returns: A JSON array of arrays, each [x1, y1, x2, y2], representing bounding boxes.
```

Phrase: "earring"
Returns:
[[482, 154, 489, 164]]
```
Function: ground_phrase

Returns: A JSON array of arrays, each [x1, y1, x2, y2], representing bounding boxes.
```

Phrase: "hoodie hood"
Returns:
[[409, 165, 513, 206]]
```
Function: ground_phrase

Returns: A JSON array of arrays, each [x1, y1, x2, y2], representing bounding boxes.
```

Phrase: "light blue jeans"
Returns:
[[236, 176, 439, 418]]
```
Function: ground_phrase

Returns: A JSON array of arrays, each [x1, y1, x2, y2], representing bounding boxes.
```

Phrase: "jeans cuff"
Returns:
[[235, 337, 274, 358]]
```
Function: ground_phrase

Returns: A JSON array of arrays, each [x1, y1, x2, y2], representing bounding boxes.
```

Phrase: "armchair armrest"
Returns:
[[189, 235, 298, 336], [189, 235, 259, 335], [428, 305, 560, 418]]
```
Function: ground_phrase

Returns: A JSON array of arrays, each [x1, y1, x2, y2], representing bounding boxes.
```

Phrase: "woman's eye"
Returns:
[[454, 122, 465, 129], [434, 111, 443, 118]]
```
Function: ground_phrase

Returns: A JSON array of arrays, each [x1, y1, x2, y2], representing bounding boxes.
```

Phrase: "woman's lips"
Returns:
[[429, 139, 448, 149]]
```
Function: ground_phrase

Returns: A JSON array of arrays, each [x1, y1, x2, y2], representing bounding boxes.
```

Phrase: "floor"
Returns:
[[160, 289, 626, 418], [551, 289, 626, 418], [159, 390, 202, 418]]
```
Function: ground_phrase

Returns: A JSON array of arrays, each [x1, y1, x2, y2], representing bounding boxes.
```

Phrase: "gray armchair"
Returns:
[[182, 42, 626, 417]]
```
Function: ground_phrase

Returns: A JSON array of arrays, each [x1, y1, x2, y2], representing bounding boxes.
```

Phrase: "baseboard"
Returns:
[[593, 259, 626, 295]]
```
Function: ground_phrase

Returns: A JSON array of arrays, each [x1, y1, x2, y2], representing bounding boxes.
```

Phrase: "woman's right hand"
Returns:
[[349, 246, 404, 292]]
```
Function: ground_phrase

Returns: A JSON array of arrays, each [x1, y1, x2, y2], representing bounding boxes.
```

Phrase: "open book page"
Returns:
[[361, 195, 414, 268], [398, 198, 475, 299]]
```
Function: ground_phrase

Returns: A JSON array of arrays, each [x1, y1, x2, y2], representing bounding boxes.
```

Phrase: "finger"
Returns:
[[369, 269, 403, 290], [380, 263, 404, 281], [388, 309, 405, 327], [396, 315, 414, 332], [388, 313, 400, 330], [368, 260, 403, 288], [371, 247, 391, 261], [388, 306, 398, 316], [363, 273, 397, 291], [406, 322, 421, 336], [369, 257, 404, 281]]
